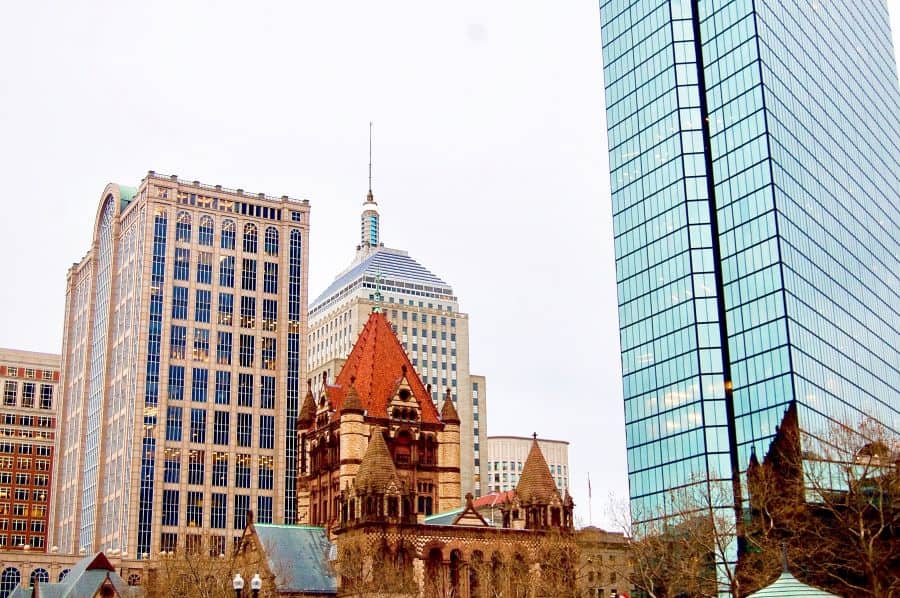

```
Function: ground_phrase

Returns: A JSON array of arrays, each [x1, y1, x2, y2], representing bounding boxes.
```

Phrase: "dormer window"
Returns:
[[398, 389, 411, 401]]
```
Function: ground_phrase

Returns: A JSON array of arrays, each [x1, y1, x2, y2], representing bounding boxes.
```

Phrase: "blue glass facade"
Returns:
[[601, 0, 899, 527]]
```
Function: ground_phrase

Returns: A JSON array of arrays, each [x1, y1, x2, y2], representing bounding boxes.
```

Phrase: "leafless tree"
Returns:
[[745, 416, 899, 597], [143, 542, 237, 598]]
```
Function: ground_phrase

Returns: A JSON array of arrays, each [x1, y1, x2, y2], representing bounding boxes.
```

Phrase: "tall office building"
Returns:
[[0, 349, 59, 553], [486, 436, 569, 495], [51, 172, 310, 559], [308, 189, 487, 498], [600, 0, 900, 526]]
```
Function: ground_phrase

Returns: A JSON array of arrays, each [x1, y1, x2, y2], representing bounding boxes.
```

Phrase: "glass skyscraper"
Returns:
[[600, 0, 899, 526]]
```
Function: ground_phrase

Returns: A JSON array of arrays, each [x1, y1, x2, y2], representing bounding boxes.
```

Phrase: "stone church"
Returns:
[[234, 311, 577, 597]]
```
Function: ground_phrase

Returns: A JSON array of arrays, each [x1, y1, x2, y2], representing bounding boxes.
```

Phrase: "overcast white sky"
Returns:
[[1, 1, 898, 529]]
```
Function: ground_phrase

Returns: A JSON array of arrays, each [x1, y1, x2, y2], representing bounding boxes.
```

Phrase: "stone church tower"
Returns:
[[296, 311, 462, 527]]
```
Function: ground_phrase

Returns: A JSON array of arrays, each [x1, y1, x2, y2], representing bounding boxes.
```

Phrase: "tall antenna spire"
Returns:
[[360, 122, 380, 249], [368, 121, 373, 195]]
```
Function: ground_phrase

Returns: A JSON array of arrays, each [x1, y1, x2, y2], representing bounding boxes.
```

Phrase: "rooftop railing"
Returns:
[[144, 170, 309, 205]]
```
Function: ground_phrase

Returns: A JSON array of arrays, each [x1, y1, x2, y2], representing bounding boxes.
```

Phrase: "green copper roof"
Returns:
[[253, 524, 337, 594], [424, 507, 464, 526], [747, 572, 840, 597], [119, 185, 138, 210]]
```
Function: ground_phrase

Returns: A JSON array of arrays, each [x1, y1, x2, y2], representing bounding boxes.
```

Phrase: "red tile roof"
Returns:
[[323, 312, 441, 424], [472, 490, 516, 509]]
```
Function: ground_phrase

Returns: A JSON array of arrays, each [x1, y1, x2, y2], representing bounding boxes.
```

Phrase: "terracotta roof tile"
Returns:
[[342, 380, 364, 413], [515, 437, 562, 504], [440, 388, 460, 423], [472, 490, 516, 509], [298, 381, 317, 427], [324, 312, 440, 424], [354, 428, 399, 492]]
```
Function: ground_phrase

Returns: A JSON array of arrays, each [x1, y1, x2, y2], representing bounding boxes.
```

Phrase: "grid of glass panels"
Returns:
[[745, 0, 900, 452], [603, 0, 900, 529], [602, 0, 733, 521], [79, 197, 116, 550]]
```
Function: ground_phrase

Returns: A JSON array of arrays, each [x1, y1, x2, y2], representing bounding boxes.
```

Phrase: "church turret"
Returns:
[[505, 434, 574, 531], [339, 378, 368, 492], [437, 388, 462, 511]]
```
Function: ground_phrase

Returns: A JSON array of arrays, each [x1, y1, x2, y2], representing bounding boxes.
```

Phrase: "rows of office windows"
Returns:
[[160, 449, 274, 490], [309, 303, 458, 365], [172, 253, 280, 296], [168, 322, 278, 370], [162, 408, 275, 449], [80, 197, 116, 551], [0, 368, 55, 381], [1, 382, 54, 410], [159, 490, 274, 530], [174, 213, 280, 257], [603, 0, 737, 517], [138, 209, 169, 559], [164, 368, 276, 408]]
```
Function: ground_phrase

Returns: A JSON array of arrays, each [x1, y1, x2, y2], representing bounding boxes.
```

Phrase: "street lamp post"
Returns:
[[250, 573, 262, 597], [233, 573, 244, 598]]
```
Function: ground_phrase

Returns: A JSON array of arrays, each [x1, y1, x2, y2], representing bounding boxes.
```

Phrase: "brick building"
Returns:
[[0, 349, 59, 554]]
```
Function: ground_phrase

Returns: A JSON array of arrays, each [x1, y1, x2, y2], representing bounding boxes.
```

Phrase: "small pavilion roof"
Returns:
[[746, 571, 840, 597]]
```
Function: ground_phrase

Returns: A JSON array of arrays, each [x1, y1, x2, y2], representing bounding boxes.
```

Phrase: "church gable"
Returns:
[[323, 312, 440, 423]]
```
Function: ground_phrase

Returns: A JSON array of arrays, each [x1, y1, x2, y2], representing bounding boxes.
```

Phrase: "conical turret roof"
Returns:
[[298, 380, 317, 428], [440, 388, 460, 423], [515, 436, 562, 504], [354, 428, 399, 492], [342, 378, 364, 413]]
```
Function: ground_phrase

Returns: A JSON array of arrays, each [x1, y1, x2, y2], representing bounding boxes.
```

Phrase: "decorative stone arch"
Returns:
[[418, 539, 447, 561], [442, 539, 468, 559]]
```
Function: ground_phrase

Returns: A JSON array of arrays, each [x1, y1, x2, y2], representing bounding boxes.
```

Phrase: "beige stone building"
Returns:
[[50, 172, 310, 562], [0, 349, 60, 554], [307, 188, 486, 498], [576, 526, 631, 598], [487, 436, 569, 495]]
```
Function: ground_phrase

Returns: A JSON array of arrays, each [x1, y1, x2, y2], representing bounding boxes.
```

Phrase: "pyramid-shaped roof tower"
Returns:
[[355, 429, 401, 492], [515, 437, 562, 504], [323, 311, 441, 424]]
